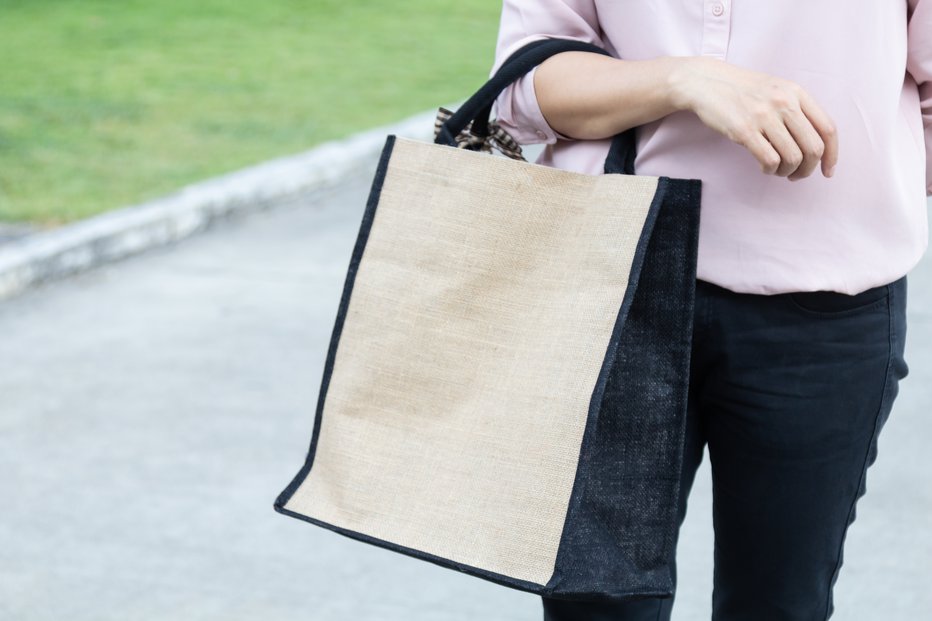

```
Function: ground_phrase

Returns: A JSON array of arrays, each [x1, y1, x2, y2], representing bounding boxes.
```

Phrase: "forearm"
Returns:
[[533, 51, 693, 140]]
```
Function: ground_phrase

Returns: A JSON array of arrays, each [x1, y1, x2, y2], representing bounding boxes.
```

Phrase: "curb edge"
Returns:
[[0, 105, 451, 301]]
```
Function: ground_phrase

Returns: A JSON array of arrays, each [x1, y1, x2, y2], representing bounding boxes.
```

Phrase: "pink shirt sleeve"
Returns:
[[907, 0, 932, 196], [490, 0, 606, 145]]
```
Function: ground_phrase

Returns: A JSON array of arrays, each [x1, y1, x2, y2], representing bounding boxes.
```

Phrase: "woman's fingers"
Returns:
[[737, 127, 782, 175], [780, 109, 826, 180], [796, 87, 839, 177], [761, 120, 805, 177]]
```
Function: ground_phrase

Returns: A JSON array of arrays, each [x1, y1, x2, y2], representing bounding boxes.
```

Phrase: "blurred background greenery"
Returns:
[[0, 0, 501, 224]]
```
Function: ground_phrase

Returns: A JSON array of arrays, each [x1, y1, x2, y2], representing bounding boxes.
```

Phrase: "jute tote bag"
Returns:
[[274, 38, 702, 602]]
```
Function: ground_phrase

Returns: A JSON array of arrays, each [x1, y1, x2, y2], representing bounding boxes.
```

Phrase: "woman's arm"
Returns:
[[534, 52, 839, 181], [489, 0, 605, 145], [531, 52, 686, 141]]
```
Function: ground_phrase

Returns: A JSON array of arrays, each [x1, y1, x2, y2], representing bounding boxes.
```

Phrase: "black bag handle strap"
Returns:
[[435, 37, 637, 175]]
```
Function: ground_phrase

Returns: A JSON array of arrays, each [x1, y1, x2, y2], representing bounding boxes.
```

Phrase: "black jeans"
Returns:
[[542, 275, 909, 621]]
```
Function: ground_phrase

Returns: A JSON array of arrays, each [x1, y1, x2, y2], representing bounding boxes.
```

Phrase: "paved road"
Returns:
[[1, 163, 929, 620]]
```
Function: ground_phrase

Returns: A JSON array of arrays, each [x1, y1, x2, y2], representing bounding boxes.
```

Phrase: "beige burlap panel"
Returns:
[[283, 137, 661, 586]]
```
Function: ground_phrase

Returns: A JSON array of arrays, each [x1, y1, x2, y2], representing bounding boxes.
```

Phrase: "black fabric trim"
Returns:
[[652, 176, 703, 579], [275, 505, 566, 597], [273, 134, 397, 511], [544, 176, 703, 602], [543, 177, 669, 601]]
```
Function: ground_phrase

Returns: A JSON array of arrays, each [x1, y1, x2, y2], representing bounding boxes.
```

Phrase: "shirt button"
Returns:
[[536, 130, 547, 140], [711, 2, 725, 16]]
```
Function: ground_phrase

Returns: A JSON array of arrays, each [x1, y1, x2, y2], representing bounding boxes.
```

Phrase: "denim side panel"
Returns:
[[547, 178, 702, 601]]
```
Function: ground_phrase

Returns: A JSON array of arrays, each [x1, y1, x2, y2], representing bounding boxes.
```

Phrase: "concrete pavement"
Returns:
[[0, 160, 929, 620]]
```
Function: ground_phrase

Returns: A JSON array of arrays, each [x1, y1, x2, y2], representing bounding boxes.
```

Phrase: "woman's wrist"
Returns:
[[666, 56, 701, 113]]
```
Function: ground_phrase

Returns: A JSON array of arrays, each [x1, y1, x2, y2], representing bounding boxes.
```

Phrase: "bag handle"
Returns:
[[435, 38, 637, 175]]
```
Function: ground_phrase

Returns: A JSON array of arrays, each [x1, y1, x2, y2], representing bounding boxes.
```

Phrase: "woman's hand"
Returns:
[[669, 56, 838, 180]]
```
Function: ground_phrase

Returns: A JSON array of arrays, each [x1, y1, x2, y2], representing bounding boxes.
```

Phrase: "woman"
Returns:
[[490, 1, 930, 619]]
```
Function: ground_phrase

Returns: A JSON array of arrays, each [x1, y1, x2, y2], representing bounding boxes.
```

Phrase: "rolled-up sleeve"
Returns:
[[907, 0, 932, 196], [490, 0, 604, 145]]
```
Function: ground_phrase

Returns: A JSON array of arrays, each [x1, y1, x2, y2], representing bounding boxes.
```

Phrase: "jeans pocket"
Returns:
[[787, 284, 889, 317]]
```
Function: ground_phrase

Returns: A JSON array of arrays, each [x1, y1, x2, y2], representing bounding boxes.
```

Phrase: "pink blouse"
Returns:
[[490, 0, 931, 295]]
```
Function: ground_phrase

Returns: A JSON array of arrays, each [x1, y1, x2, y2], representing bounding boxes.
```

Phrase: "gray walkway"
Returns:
[[1, 164, 929, 620]]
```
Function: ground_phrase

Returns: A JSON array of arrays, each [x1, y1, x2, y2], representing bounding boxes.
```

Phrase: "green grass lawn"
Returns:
[[0, 0, 502, 224]]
